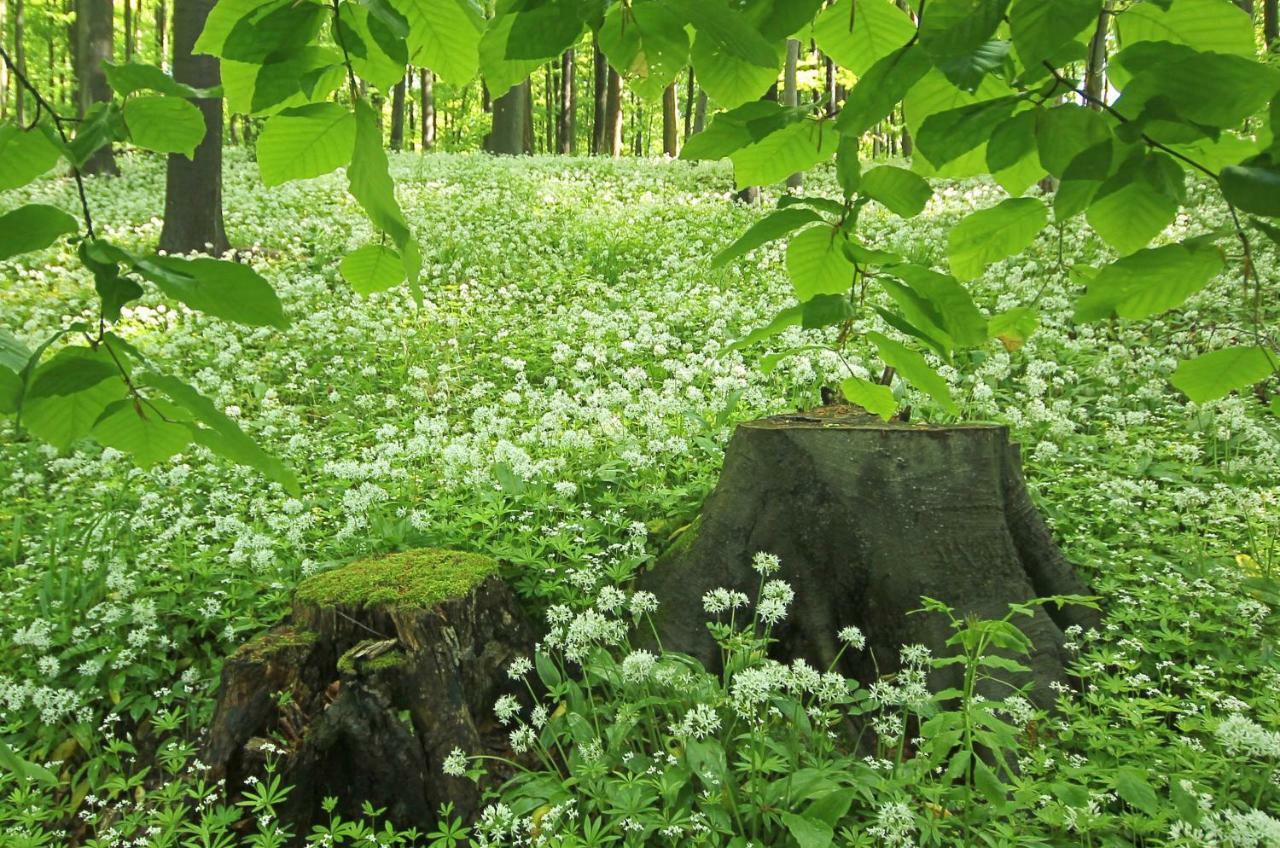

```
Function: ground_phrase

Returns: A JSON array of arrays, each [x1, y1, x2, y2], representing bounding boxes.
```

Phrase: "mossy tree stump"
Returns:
[[205, 549, 535, 834], [641, 409, 1101, 708]]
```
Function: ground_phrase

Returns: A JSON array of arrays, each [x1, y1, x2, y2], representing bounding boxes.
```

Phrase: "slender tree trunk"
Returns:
[[487, 81, 526, 155], [522, 78, 533, 153], [543, 62, 554, 152], [1084, 2, 1112, 108], [693, 88, 707, 134], [604, 65, 622, 157], [591, 34, 607, 154], [77, 0, 119, 176], [557, 47, 574, 154], [155, 0, 166, 67], [123, 0, 132, 61], [824, 54, 836, 117], [13, 0, 26, 124], [1266, 0, 1277, 46], [683, 67, 695, 139], [420, 69, 434, 150], [0, 0, 7, 120], [389, 72, 406, 150], [159, 0, 228, 254], [900, 106, 912, 157], [661, 82, 679, 157], [784, 38, 802, 189]]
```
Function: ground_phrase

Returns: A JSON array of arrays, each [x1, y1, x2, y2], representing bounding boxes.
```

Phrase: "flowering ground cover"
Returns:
[[2, 152, 1279, 846]]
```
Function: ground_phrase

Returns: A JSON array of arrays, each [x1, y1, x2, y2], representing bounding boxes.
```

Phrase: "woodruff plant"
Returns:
[[440, 552, 1102, 848]]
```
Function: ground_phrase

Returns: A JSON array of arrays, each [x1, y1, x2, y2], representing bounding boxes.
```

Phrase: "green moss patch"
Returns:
[[233, 625, 318, 662], [295, 548, 498, 610]]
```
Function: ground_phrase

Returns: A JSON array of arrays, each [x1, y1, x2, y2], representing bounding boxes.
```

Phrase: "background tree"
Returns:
[[591, 35, 606, 154], [661, 82, 678, 157], [557, 47, 574, 154], [488, 80, 525, 155], [158, 0, 226, 254], [420, 69, 434, 151], [784, 38, 801, 188], [603, 64, 622, 157], [389, 73, 406, 151], [75, 0, 117, 176]]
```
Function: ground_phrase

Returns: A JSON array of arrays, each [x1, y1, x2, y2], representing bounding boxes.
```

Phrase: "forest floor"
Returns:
[[2, 152, 1279, 845]]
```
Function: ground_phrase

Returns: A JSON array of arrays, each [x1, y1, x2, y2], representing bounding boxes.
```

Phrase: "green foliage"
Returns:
[[293, 548, 498, 608], [256, 103, 357, 186], [122, 95, 207, 158], [0, 204, 79, 260]]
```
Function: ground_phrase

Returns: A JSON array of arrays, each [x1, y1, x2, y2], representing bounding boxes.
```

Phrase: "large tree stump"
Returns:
[[641, 408, 1100, 708], [204, 549, 535, 834]]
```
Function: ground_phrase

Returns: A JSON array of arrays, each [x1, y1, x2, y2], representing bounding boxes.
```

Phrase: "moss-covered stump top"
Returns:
[[294, 549, 499, 610]]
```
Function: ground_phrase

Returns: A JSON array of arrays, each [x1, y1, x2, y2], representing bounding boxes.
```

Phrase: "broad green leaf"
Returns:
[[712, 207, 824, 267], [918, 0, 1008, 61], [0, 124, 64, 191], [836, 135, 861, 198], [876, 278, 955, 357], [841, 376, 897, 420], [79, 240, 144, 322], [257, 103, 357, 186], [662, 0, 777, 68], [987, 110, 1045, 195], [348, 99, 412, 245], [219, 0, 326, 63], [478, 14, 546, 96], [193, 0, 265, 55], [905, 70, 1015, 177], [68, 103, 124, 168], [1086, 152, 1183, 255], [340, 243, 405, 294], [689, 31, 781, 109], [24, 346, 117, 401], [682, 101, 792, 160], [1074, 239, 1225, 321], [1008, 0, 1100, 68], [723, 304, 804, 353], [988, 306, 1038, 350], [143, 371, 300, 493], [393, 0, 483, 85], [0, 739, 60, 787], [599, 2, 689, 102], [936, 37, 1013, 93], [1117, 0, 1256, 58], [731, 120, 838, 188], [859, 166, 932, 217], [787, 226, 855, 300], [917, 96, 1020, 168], [0, 368, 20, 414], [0, 329, 31, 373], [137, 256, 288, 329], [948, 197, 1048, 280], [336, 3, 410, 91], [1112, 768, 1160, 815], [221, 48, 345, 116], [1171, 346, 1278, 403], [92, 398, 193, 467], [123, 96, 207, 158], [886, 264, 989, 347], [869, 331, 957, 413], [1115, 51, 1280, 131], [22, 348, 127, 449], [104, 61, 218, 98], [780, 811, 834, 848], [814, 0, 916, 76], [1220, 159, 1280, 217], [801, 293, 856, 329], [0, 205, 79, 261], [1036, 104, 1113, 177], [836, 44, 932, 138]]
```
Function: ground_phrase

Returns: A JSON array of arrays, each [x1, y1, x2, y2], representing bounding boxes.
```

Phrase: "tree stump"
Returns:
[[204, 549, 536, 834], [640, 408, 1101, 708]]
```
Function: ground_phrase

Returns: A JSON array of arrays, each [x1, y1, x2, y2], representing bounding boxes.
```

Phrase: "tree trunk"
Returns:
[[543, 62, 554, 153], [783, 38, 802, 189], [159, 0, 228, 254], [14, 0, 26, 124], [641, 410, 1100, 710], [155, 0, 166, 67], [420, 69, 434, 150], [1083, 2, 1112, 108], [487, 80, 525, 155], [1266, 0, 1277, 46], [603, 65, 622, 157], [824, 53, 837, 117], [557, 47, 574, 154], [661, 82, 679, 157], [122, 0, 132, 61], [683, 67, 695, 139], [693, 87, 707, 134], [205, 550, 536, 835], [76, 0, 119, 176], [522, 78, 533, 153], [735, 85, 776, 203], [0, 0, 7, 121], [591, 34, 607, 154], [900, 106, 913, 157], [389, 72, 406, 151]]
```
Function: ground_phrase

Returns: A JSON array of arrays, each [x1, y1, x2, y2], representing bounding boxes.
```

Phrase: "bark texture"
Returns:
[[76, 0, 118, 176], [159, 0, 227, 254], [389, 73, 406, 150], [420, 69, 434, 150], [487, 80, 526, 155], [205, 550, 536, 834], [662, 82, 679, 157], [640, 409, 1100, 710], [604, 65, 623, 157]]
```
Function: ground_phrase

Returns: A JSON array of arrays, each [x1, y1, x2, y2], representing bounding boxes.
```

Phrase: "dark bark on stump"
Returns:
[[205, 560, 536, 835], [640, 410, 1100, 710]]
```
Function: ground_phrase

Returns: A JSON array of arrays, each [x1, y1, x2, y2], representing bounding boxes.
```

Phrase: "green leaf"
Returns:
[[393, 0, 484, 85], [917, 96, 1020, 168], [137, 256, 289, 329], [219, 0, 326, 63], [712, 207, 824, 267], [1086, 152, 1183, 255], [0, 329, 31, 374], [1220, 159, 1280, 217], [801, 294, 856, 329], [1008, 0, 1099, 68], [68, 103, 124, 168], [886, 264, 989, 347], [0, 124, 64, 191], [859, 166, 932, 217], [987, 110, 1044, 196], [22, 348, 127, 449], [905, 70, 1015, 177], [973, 758, 1007, 804], [836, 43, 932, 138], [0, 739, 60, 787], [723, 304, 805, 354], [143, 371, 300, 493], [1112, 767, 1160, 815], [918, 0, 1008, 61], [682, 101, 792, 160], [123, 96, 207, 158], [0, 204, 79, 261], [730, 119, 838, 188], [79, 240, 144, 322], [1074, 239, 1225, 321], [780, 812, 834, 848], [336, 3, 409, 92], [104, 61, 218, 98], [813, 0, 915, 76], [220, 48, 345, 116], [841, 376, 897, 420], [1171, 346, 1278, 403], [1115, 51, 1280, 131], [1117, 0, 1256, 58], [599, 2, 690, 102], [948, 197, 1047, 280], [988, 306, 1038, 350], [787, 226, 855, 300], [662, 0, 777, 68], [92, 398, 193, 467], [348, 100, 412, 245], [689, 30, 781, 109], [257, 103, 357, 186], [1036, 104, 1113, 178], [836, 135, 861, 198], [340, 243, 405, 294], [870, 332, 956, 413]]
